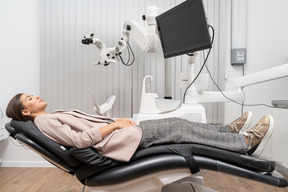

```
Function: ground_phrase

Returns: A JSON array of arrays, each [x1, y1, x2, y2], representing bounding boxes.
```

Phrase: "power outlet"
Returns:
[[231, 48, 246, 65]]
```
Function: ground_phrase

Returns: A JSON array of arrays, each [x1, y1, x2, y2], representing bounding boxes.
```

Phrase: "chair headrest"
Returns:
[[10, 120, 34, 134], [5, 122, 18, 138]]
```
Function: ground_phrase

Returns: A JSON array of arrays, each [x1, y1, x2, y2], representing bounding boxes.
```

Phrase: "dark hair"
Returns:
[[6, 93, 31, 121]]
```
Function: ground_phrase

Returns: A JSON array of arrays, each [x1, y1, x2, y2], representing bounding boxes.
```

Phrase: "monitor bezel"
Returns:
[[156, 0, 212, 59]]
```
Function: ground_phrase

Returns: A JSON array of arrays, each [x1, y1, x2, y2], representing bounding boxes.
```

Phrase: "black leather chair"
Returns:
[[5, 120, 288, 192]]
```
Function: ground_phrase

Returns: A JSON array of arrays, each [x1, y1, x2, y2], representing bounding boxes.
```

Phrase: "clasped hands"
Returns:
[[114, 118, 137, 129]]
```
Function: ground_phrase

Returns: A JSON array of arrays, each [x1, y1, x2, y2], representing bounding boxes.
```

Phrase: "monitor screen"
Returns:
[[156, 0, 211, 58]]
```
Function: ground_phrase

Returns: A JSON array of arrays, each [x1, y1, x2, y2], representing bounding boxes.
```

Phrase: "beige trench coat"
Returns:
[[34, 110, 142, 162]]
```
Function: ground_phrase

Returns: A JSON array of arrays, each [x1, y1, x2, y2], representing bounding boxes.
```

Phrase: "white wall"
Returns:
[[225, 0, 288, 119], [224, 0, 288, 157], [0, 0, 51, 166]]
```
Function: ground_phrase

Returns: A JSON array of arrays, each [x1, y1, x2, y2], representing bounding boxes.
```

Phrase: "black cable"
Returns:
[[183, 25, 215, 103], [119, 42, 131, 65], [128, 43, 136, 65], [241, 64, 245, 115], [119, 42, 135, 66], [189, 183, 196, 192]]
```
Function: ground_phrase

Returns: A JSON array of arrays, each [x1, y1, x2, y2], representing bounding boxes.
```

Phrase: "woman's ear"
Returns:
[[22, 109, 30, 117]]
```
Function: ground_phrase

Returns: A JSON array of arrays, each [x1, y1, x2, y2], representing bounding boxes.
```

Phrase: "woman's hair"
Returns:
[[6, 93, 31, 121]]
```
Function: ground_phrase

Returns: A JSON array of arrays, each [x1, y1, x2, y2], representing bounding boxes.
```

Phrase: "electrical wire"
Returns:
[[119, 42, 135, 66], [241, 64, 245, 114], [190, 183, 196, 192], [182, 25, 215, 103]]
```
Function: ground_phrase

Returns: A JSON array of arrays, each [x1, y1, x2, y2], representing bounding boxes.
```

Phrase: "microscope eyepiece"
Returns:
[[82, 38, 93, 45]]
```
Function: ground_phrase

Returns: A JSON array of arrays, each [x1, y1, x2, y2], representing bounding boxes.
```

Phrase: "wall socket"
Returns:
[[231, 48, 246, 65]]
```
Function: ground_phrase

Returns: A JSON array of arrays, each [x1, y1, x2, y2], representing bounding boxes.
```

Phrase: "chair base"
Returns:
[[89, 169, 209, 192]]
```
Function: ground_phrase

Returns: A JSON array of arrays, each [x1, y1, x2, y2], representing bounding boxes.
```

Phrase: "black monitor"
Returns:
[[156, 0, 211, 58]]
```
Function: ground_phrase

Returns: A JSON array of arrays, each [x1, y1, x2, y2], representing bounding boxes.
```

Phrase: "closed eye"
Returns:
[[25, 95, 33, 101]]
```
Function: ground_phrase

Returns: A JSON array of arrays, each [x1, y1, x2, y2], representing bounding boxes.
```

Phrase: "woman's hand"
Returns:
[[114, 118, 136, 128], [100, 118, 136, 138]]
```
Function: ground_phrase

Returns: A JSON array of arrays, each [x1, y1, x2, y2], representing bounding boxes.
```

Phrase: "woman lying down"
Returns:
[[6, 93, 274, 162]]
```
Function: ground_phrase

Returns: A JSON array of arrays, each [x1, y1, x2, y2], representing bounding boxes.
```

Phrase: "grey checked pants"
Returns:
[[139, 117, 248, 154]]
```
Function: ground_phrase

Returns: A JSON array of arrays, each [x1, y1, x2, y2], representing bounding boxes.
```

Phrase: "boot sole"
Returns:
[[252, 115, 274, 156]]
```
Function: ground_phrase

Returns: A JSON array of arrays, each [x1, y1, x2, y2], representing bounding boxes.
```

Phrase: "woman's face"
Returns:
[[20, 94, 47, 116]]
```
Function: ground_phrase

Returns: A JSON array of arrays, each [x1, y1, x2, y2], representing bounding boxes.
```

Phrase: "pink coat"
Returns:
[[34, 110, 142, 162]]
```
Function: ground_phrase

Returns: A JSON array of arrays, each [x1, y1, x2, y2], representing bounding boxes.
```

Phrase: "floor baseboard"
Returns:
[[0, 161, 54, 167]]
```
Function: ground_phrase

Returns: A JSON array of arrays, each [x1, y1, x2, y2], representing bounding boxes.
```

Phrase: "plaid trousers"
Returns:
[[139, 117, 248, 154]]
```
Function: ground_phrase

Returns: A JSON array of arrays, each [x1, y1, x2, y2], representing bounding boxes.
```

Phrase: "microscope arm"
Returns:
[[121, 19, 158, 53], [82, 6, 162, 66]]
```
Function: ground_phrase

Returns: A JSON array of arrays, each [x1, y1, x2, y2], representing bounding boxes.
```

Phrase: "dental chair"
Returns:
[[5, 120, 288, 192]]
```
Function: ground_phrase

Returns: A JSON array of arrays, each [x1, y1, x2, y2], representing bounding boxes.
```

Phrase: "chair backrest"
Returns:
[[5, 120, 115, 173], [5, 120, 81, 172]]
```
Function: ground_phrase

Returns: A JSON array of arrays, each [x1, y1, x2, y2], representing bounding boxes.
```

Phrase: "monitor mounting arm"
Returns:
[[81, 6, 162, 66]]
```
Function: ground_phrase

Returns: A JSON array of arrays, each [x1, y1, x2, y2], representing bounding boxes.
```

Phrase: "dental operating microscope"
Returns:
[[81, 6, 215, 123], [81, 6, 160, 66]]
